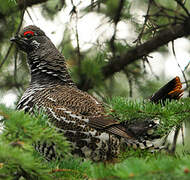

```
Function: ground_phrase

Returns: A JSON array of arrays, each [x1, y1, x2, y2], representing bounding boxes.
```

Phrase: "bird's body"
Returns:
[[18, 84, 121, 161], [11, 25, 183, 161]]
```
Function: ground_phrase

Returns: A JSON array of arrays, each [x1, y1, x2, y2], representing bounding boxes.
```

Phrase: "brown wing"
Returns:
[[88, 115, 133, 139], [33, 85, 133, 139]]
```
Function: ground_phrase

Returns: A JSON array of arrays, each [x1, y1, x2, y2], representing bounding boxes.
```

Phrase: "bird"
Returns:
[[11, 25, 183, 161]]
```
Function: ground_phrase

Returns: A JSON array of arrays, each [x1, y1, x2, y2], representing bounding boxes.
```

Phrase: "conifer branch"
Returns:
[[102, 18, 190, 79]]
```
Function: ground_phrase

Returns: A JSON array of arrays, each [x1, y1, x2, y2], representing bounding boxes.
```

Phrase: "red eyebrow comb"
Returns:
[[24, 31, 34, 36]]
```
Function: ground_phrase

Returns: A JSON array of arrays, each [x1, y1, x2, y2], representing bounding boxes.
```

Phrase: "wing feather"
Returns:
[[88, 115, 133, 139]]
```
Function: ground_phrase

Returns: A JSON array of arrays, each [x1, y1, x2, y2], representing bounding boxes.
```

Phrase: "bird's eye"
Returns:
[[23, 31, 34, 39]]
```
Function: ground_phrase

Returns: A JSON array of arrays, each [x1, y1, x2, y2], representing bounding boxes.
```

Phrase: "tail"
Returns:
[[149, 76, 183, 103], [124, 77, 183, 152]]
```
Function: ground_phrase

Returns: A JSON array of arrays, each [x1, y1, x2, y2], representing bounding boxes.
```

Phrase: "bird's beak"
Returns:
[[10, 35, 27, 47], [10, 35, 30, 52], [10, 36, 19, 42]]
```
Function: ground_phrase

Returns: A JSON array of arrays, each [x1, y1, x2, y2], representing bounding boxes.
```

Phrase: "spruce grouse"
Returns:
[[11, 25, 183, 161]]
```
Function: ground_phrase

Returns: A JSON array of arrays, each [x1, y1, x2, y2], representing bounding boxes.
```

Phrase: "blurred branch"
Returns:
[[17, 0, 48, 9], [152, 0, 187, 19], [73, 9, 82, 74], [133, 0, 158, 81], [171, 41, 190, 97], [0, 9, 25, 70], [70, 3, 81, 61], [0, 44, 14, 69], [16, 8, 25, 34], [134, 0, 152, 44], [26, 9, 34, 23], [124, 70, 133, 98], [70, 1, 85, 90], [110, 0, 125, 57], [14, 48, 18, 83], [175, 0, 190, 17], [102, 18, 190, 79], [0, 0, 49, 22], [89, 0, 101, 11]]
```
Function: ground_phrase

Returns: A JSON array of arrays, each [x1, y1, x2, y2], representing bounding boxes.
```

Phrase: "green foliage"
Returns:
[[156, 0, 177, 9], [107, 97, 190, 137], [83, 152, 190, 180], [59, 27, 75, 60], [98, 0, 131, 22], [70, 52, 106, 87], [104, 0, 122, 20], [0, 104, 70, 179], [0, 105, 70, 156], [81, 54, 105, 84], [0, 0, 16, 14], [0, 143, 50, 179]]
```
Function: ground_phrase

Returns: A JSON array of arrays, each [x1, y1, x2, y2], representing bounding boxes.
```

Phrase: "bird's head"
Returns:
[[10, 25, 75, 86], [10, 25, 48, 53]]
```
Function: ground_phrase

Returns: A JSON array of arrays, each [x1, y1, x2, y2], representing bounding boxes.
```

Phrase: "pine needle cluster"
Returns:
[[107, 97, 190, 137]]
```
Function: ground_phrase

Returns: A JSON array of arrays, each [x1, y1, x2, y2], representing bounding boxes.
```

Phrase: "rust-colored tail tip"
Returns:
[[175, 76, 182, 88], [149, 76, 184, 103], [168, 76, 183, 99]]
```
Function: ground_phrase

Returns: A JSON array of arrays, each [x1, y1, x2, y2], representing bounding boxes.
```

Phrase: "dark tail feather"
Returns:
[[123, 77, 183, 152], [149, 76, 183, 103]]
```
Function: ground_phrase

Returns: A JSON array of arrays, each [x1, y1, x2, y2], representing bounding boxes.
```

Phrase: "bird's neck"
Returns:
[[30, 71, 70, 87], [27, 48, 76, 88]]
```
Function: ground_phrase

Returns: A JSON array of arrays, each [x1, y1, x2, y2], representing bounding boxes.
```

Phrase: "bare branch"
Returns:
[[110, 0, 125, 56], [26, 9, 34, 23], [102, 19, 190, 79], [124, 70, 133, 97], [134, 0, 152, 44]]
